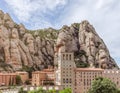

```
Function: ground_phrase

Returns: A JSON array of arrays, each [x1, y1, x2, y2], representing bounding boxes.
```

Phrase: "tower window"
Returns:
[[66, 79, 68, 83], [63, 54, 65, 60], [66, 54, 68, 60], [69, 54, 71, 60], [69, 79, 72, 83], [63, 78, 65, 83]]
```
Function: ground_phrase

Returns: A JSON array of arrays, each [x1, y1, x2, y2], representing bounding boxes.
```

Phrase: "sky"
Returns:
[[0, 0, 120, 67]]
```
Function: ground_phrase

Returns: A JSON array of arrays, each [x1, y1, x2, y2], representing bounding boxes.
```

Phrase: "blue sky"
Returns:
[[0, 0, 120, 67]]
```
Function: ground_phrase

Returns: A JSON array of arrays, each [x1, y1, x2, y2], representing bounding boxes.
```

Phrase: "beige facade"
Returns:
[[54, 52, 120, 93], [74, 68, 103, 93], [55, 53, 76, 92], [0, 73, 16, 86], [74, 68, 120, 93], [16, 72, 29, 83], [103, 69, 120, 88], [0, 71, 28, 86], [32, 69, 55, 86]]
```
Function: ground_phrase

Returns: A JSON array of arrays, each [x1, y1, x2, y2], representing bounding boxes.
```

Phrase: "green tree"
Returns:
[[25, 79, 31, 85], [75, 62, 89, 68], [18, 87, 27, 93], [116, 89, 120, 93], [22, 66, 34, 78], [28, 90, 35, 93], [59, 88, 72, 93], [36, 87, 46, 93], [48, 89, 56, 93], [16, 75, 22, 85], [88, 77, 118, 93], [28, 87, 72, 93], [28, 87, 47, 93], [0, 90, 2, 93]]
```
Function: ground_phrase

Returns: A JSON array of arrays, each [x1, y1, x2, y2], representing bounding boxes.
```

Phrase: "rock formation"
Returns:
[[0, 10, 58, 71], [55, 21, 118, 69], [0, 10, 118, 71]]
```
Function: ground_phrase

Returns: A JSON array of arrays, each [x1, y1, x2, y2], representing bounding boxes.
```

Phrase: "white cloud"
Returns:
[[4, 0, 67, 22], [95, 0, 114, 10], [27, 16, 53, 30]]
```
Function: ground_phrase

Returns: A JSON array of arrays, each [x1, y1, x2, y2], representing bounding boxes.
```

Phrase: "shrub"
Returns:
[[16, 75, 22, 85]]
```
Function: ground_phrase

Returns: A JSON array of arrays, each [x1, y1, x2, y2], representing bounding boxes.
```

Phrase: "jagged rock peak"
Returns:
[[0, 10, 118, 72], [56, 20, 118, 69]]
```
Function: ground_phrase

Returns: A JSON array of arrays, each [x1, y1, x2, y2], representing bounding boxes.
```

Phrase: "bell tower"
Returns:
[[55, 52, 76, 92]]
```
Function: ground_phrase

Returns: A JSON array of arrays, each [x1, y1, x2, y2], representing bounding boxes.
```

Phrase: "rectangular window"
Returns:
[[63, 78, 65, 83], [69, 55, 71, 60], [66, 54, 68, 60], [63, 54, 65, 60]]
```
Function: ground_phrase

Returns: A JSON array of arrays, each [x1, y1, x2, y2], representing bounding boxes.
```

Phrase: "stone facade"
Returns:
[[0, 71, 28, 86], [74, 68, 103, 93], [55, 53, 76, 93], [54, 52, 120, 93], [16, 72, 29, 84], [0, 73, 16, 86], [32, 69, 55, 86], [103, 69, 120, 88]]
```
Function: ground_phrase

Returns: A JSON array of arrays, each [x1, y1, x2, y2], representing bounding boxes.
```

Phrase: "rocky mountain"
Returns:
[[0, 10, 118, 71], [55, 21, 118, 69]]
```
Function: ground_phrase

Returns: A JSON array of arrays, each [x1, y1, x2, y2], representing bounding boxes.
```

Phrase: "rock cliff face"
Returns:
[[55, 21, 118, 69], [0, 10, 58, 71], [0, 10, 118, 71]]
